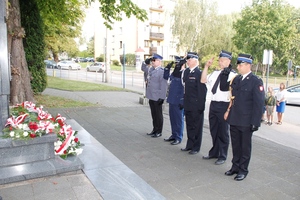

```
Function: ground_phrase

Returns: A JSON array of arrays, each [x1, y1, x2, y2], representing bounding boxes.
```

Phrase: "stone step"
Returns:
[[0, 156, 83, 184]]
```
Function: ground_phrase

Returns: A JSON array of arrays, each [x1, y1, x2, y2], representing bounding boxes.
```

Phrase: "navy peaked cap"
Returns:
[[152, 53, 163, 60], [186, 52, 199, 59], [237, 53, 253, 64], [174, 56, 181, 63], [219, 50, 232, 60]]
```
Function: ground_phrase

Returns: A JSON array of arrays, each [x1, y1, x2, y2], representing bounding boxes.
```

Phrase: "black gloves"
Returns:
[[179, 104, 184, 110], [165, 62, 174, 69], [177, 59, 187, 67], [222, 64, 232, 75], [158, 98, 164, 105], [250, 125, 259, 132], [145, 58, 152, 65]]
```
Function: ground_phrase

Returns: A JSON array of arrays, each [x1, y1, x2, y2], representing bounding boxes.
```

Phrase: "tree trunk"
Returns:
[[7, 0, 34, 105]]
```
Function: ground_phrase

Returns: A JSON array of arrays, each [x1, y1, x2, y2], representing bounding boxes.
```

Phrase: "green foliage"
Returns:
[[112, 60, 120, 66], [96, 55, 104, 62], [233, 0, 300, 74], [97, 0, 148, 29], [119, 53, 135, 65], [171, 0, 237, 57], [87, 36, 95, 57], [20, 0, 47, 94]]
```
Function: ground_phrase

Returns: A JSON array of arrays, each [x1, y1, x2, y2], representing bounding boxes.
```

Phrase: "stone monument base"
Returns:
[[0, 133, 83, 184]]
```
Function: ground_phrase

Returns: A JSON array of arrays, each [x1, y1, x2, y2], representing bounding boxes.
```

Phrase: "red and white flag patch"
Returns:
[[259, 86, 264, 92]]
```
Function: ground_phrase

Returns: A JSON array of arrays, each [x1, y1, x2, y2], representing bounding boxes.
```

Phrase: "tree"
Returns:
[[171, 0, 237, 59], [21, 0, 47, 94], [6, 0, 148, 105], [87, 37, 95, 57], [232, 0, 300, 75]]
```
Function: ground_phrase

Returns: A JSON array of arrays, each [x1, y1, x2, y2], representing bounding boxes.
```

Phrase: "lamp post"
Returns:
[[263, 50, 273, 90]]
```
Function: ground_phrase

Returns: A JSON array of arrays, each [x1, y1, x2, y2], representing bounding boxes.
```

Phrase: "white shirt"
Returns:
[[275, 89, 287, 101], [207, 70, 236, 102]]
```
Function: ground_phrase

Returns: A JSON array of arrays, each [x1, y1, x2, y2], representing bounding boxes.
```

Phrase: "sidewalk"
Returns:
[[1, 81, 300, 199]]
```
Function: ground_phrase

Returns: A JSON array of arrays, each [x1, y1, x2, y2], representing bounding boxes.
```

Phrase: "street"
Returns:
[[46, 68, 300, 128]]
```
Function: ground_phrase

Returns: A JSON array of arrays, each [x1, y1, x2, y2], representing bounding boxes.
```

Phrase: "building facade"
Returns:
[[94, 0, 179, 70]]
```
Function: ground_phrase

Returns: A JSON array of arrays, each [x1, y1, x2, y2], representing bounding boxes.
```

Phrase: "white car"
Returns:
[[57, 61, 81, 70], [86, 62, 105, 72], [274, 84, 300, 105]]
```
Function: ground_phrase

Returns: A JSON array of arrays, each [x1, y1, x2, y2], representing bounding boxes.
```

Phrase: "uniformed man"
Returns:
[[141, 57, 152, 84], [181, 52, 207, 155], [201, 50, 237, 165], [224, 53, 265, 181], [163, 56, 186, 145], [146, 53, 168, 138]]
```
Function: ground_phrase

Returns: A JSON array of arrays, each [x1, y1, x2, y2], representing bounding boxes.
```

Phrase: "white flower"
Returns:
[[16, 134, 20, 138], [75, 148, 83, 155], [10, 131, 15, 137], [23, 131, 29, 137]]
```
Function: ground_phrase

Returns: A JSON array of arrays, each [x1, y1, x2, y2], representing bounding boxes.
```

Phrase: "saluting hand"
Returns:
[[205, 57, 214, 68]]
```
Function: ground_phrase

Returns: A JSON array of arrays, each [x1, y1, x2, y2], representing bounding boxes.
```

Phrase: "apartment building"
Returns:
[[94, 0, 179, 70]]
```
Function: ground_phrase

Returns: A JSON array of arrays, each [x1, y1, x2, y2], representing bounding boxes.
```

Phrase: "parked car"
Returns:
[[57, 61, 81, 70], [274, 84, 300, 105], [86, 57, 95, 62], [86, 62, 105, 72], [44, 60, 57, 69]]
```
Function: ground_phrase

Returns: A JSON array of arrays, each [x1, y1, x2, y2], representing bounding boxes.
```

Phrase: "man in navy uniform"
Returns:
[[146, 53, 168, 138], [181, 52, 207, 154], [201, 50, 237, 165], [163, 56, 186, 145], [224, 53, 265, 181]]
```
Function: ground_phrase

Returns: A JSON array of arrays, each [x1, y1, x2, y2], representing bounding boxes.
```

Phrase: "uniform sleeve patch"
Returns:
[[259, 86, 264, 92]]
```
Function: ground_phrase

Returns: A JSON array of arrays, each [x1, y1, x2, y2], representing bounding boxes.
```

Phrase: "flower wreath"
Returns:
[[2, 101, 83, 159]]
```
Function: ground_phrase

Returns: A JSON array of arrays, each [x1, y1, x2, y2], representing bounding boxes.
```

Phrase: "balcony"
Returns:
[[150, 32, 164, 41], [149, 6, 164, 12], [149, 21, 164, 27], [149, 47, 157, 55]]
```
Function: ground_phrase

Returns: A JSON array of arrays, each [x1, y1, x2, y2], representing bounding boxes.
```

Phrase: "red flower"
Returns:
[[74, 138, 79, 143], [29, 122, 38, 131], [30, 133, 36, 138], [9, 126, 13, 131], [63, 150, 67, 155]]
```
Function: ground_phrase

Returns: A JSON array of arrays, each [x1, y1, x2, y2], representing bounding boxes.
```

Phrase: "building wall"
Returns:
[[94, 0, 179, 69]]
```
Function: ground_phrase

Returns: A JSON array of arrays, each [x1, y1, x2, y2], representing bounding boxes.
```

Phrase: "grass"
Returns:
[[35, 76, 125, 108], [47, 76, 124, 91]]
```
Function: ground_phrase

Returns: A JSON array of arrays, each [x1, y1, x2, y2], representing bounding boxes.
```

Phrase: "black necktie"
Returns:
[[211, 74, 221, 94]]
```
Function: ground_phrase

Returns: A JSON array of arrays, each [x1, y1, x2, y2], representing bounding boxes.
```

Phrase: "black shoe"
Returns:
[[171, 140, 181, 145], [147, 131, 156, 136], [234, 174, 247, 181], [202, 155, 217, 160], [151, 133, 162, 138], [225, 170, 238, 176], [164, 136, 175, 142], [215, 159, 225, 165], [181, 148, 191, 151], [189, 150, 199, 155]]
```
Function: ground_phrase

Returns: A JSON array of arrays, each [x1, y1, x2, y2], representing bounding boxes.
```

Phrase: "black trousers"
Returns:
[[208, 101, 230, 160], [184, 110, 204, 151], [149, 99, 163, 133], [230, 125, 253, 175]]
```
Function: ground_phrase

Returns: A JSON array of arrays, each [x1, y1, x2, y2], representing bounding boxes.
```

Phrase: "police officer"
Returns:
[[181, 52, 207, 154], [224, 53, 265, 181], [146, 53, 168, 138], [141, 57, 152, 84], [163, 56, 186, 145], [201, 50, 237, 165]]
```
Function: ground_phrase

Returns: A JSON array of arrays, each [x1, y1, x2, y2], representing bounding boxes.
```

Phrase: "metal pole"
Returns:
[[0, 0, 10, 134], [122, 43, 126, 88]]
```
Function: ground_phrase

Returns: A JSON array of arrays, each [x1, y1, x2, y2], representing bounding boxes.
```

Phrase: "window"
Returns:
[[120, 41, 123, 49], [157, 41, 160, 46], [144, 40, 150, 47]]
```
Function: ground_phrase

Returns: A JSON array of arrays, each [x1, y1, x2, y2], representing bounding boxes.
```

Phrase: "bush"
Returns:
[[112, 60, 120, 66], [96, 56, 104, 62]]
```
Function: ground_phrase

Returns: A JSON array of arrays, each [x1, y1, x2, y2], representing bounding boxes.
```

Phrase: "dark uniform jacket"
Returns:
[[227, 73, 265, 127], [182, 67, 207, 111]]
